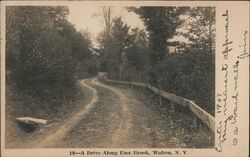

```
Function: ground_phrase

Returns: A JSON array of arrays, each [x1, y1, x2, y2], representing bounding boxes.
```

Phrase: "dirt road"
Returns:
[[35, 79, 99, 147], [7, 77, 214, 148]]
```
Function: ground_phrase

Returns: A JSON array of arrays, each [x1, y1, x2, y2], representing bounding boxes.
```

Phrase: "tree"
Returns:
[[129, 7, 186, 65], [95, 7, 126, 74], [129, 7, 187, 84], [70, 30, 96, 78], [124, 28, 150, 81], [97, 17, 131, 79], [126, 28, 149, 70], [6, 6, 95, 96], [157, 7, 216, 114], [6, 6, 67, 70], [178, 7, 215, 54]]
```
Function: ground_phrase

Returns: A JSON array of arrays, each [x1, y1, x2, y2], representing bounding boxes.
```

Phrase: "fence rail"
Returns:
[[104, 78, 215, 132]]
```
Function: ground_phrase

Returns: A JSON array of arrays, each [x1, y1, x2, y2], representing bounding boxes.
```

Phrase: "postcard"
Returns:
[[1, 1, 249, 157]]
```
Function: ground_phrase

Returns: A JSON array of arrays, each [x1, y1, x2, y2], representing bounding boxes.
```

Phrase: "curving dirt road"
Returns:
[[7, 77, 214, 148], [92, 79, 133, 147], [36, 78, 134, 148], [35, 79, 99, 147]]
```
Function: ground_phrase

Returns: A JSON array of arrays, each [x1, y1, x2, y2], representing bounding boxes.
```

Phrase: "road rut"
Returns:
[[35, 79, 98, 147], [7, 77, 214, 148]]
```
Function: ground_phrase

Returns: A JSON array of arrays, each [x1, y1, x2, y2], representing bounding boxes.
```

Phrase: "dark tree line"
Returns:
[[97, 16, 150, 82], [97, 7, 215, 114], [6, 6, 96, 97], [6, 6, 215, 114]]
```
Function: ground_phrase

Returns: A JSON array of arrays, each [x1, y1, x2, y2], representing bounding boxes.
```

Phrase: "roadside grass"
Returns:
[[5, 81, 84, 147], [105, 82, 214, 148]]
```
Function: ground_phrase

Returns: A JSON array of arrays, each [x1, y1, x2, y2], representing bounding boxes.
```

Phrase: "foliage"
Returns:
[[157, 50, 215, 113], [6, 6, 95, 97], [97, 17, 130, 79], [123, 28, 151, 82], [97, 16, 151, 81], [129, 7, 187, 65], [127, 7, 215, 114], [178, 7, 216, 54]]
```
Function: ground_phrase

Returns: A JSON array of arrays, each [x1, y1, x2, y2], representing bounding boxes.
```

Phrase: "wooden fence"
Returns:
[[104, 78, 215, 132]]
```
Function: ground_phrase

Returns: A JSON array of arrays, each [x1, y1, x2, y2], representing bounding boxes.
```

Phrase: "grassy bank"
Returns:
[[105, 82, 214, 148], [5, 81, 84, 146]]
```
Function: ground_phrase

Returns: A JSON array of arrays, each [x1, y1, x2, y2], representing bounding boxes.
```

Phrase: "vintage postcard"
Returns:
[[0, 1, 249, 157]]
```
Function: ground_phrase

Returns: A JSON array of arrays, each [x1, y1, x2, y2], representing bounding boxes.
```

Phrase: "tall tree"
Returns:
[[112, 17, 131, 79], [97, 17, 131, 79], [178, 7, 215, 54], [95, 7, 118, 72], [101, 7, 114, 34], [124, 28, 150, 81], [6, 6, 94, 95], [129, 7, 187, 84], [156, 7, 216, 113], [126, 28, 149, 71], [129, 7, 185, 65]]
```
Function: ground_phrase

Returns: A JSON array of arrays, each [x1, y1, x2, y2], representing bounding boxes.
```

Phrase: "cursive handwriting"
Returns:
[[216, 10, 248, 152], [221, 64, 228, 116], [215, 115, 233, 152], [231, 60, 239, 125], [216, 121, 223, 152], [230, 30, 248, 146], [238, 31, 249, 59], [222, 115, 233, 143], [222, 10, 233, 60]]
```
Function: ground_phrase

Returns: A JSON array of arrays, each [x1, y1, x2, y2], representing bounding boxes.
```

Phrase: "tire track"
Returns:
[[91, 79, 132, 147], [35, 78, 98, 148]]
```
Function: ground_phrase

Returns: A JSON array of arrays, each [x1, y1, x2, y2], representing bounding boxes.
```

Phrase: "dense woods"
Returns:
[[5, 6, 216, 149], [6, 6, 215, 114], [97, 7, 215, 114], [6, 6, 96, 98]]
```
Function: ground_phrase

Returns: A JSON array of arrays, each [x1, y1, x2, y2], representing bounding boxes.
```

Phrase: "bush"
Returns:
[[6, 6, 96, 98], [156, 50, 215, 114]]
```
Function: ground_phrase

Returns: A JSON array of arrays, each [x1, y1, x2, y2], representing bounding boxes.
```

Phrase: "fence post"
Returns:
[[159, 96, 163, 106], [170, 101, 175, 111], [192, 114, 198, 130]]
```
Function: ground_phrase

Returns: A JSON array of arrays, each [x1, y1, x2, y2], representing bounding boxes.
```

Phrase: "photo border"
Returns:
[[1, 1, 249, 157]]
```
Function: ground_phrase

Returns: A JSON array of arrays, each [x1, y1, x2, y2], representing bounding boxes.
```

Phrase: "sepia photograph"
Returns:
[[4, 5, 215, 149], [0, 1, 249, 157]]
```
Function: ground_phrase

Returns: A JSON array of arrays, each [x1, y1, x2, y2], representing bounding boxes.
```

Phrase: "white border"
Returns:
[[1, 1, 249, 157]]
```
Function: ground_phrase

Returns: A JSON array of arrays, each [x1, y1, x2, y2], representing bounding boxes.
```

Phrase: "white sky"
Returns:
[[67, 5, 190, 48], [67, 6, 145, 41]]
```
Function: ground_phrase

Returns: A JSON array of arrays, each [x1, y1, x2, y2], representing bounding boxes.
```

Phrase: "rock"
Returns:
[[16, 117, 47, 125]]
